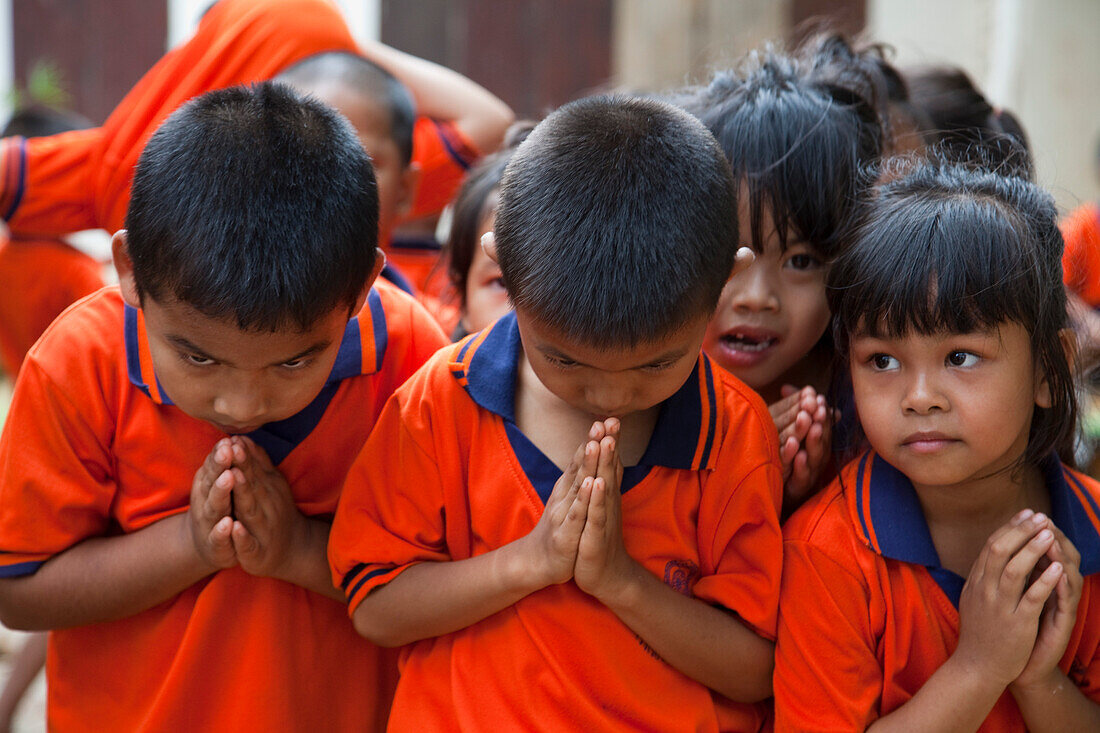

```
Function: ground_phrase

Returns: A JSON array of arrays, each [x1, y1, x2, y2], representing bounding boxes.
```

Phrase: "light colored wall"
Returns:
[[612, 0, 789, 93], [868, 0, 1100, 211]]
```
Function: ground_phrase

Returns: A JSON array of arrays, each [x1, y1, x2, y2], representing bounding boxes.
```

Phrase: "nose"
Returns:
[[728, 262, 779, 313], [900, 370, 948, 415], [212, 377, 268, 427], [585, 383, 632, 417]]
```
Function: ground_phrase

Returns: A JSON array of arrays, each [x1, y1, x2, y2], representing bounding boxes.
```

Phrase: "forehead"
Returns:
[[517, 309, 706, 369], [141, 294, 347, 365], [307, 81, 398, 159]]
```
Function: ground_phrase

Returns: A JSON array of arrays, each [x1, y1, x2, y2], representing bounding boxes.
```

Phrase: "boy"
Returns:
[[0, 0, 512, 295], [0, 83, 446, 731], [329, 95, 783, 731]]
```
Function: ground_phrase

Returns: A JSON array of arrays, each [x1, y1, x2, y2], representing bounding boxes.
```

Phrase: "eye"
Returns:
[[640, 360, 675, 373], [546, 355, 579, 369], [946, 351, 979, 368], [487, 276, 506, 291], [280, 358, 311, 370], [870, 353, 899, 371], [785, 252, 822, 271], [183, 353, 215, 367]]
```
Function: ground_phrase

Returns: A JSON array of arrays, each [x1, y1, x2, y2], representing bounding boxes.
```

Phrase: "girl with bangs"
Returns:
[[688, 34, 887, 507], [774, 159, 1100, 731]]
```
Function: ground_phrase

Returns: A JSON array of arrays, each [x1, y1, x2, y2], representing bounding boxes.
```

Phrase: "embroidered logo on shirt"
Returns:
[[663, 559, 700, 595]]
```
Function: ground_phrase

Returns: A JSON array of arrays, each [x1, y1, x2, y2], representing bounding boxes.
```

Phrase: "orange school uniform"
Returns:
[[774, 451, 1100, 732], [1062, 201, 1100, 308], [0, 234, 103, 375], [0, 280, 447, 732], [329, 312, 784, 732], [0, 0, 478, 250]]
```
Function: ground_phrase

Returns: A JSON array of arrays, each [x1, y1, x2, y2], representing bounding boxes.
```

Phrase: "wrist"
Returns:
[[179, 511, 219, 576], [592, 559, 647, 613], [942, 650, 1013, 702], [1010, 667, 1069, 701], [499, 537, 551, 596]]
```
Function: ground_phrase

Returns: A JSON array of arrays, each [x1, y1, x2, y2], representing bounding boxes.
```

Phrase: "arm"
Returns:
[[0, 512, 215, 630], [358, 40, 513, 154], [351, 432, 601, 646], [573, 425, 773, 701]]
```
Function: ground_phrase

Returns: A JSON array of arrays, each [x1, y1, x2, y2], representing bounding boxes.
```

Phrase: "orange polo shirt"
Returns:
[[775, 451, 1100, 731], [0, 233, 103, 375], [0, 279, 446, 732], [0, 0, 478, 256], [1062, 201, 1100, 308], [330, 312, 784, 732]]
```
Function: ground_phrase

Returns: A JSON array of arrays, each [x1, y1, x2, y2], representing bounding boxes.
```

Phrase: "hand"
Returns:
[[222, 436, 311, 580], [515, 424, 601, 588], [953, 511, 1064, 689], [188, 438, 239, 571], [574, 419, 638, 605], [1013, 523, 1083, 692], [770, 386, 832, 510]]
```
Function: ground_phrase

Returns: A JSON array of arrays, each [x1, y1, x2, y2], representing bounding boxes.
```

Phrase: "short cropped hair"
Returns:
[[277, 51, 416, 166], [126, 82, 378, 331], [828, 158, 1075, 466], [494, 95, 737, 347]]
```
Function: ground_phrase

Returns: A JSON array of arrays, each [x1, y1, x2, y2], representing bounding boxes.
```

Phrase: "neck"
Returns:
[[916, 460, 1050, 531]]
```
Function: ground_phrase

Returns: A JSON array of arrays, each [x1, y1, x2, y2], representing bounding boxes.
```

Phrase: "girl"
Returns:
[[688, 35, 885, 503], [443, 123, 532, 341], [774, 159, 1100, 731]]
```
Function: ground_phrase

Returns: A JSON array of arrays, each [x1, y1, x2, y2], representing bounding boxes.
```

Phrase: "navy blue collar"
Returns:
[[853, 452, 1100, 605], [124, 287, 390, 463], [448, 312, 722, 479]]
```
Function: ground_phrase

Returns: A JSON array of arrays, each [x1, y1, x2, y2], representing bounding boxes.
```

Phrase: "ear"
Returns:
[[481, 231, 499, 264], [1034, 328, 1076, 409], [352, 248, 387, 315], [112, 230, 142, 309], [394, 161, 422, 221], [728, 246, 755, 280]]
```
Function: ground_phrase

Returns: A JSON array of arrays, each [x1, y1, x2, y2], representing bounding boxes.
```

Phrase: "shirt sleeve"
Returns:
[[773, 540, 883, 732], [1, 129, 103, 237], [693, 459, 784, 641], [329, 373, 451, 614], [407, 117, 480, 220], [0, 357, 115, 576]]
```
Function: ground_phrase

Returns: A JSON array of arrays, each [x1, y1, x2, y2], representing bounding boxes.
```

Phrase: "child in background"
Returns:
[[330, 95, 782, 732], [443, 122, 534, 340], [775, 158, 1100, 730], [0, 0, 512, 298], [688, 36, 884, 505], [0, 83, 446, 732], [0, 106, 103, 378]]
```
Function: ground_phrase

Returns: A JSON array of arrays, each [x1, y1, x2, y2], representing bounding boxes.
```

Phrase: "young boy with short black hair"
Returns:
[[330, 94, 783, 731], [0, 82, 446, 732]]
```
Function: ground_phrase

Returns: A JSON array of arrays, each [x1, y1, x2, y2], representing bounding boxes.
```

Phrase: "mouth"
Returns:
[[902, 431, 958, 453], [214, 422, 263, 435], [711, 326, 780, 368]]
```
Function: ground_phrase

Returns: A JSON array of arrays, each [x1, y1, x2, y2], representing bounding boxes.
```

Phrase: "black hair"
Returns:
[[445, 121, 534, 306], [125, 81, 378, 331], [904, 66, 1032, 178], [276, 51, 416, 166], [689, 37, 883, 261], [828, 158, 1076, 466], [494, 94, 737, 348], [2, 105, 93, 138]]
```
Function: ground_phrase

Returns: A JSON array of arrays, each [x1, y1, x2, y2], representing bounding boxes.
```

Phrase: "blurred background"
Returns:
[[1, 0, 1098, 210]]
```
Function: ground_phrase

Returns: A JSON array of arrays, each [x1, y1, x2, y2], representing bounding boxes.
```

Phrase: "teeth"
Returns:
[[722, 334, 776, 352]]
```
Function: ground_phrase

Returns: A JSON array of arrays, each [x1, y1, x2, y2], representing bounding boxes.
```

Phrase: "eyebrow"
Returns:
[[538, 344, 691, 370], [166, 335, 332, 367]]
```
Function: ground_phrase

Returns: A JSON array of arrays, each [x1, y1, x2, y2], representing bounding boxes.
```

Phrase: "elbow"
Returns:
[[351, 603, 411, 648], [717, 657, 774, 704], [0, 587, 45, 631]]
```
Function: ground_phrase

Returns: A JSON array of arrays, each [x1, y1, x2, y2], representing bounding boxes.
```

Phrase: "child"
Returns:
[[0, 0, 512, 296], [774, 159, 1100, 730], [443, 122, 533, 340], [329, 95, 783, 731], [0, 83, 447, 732], [688, 38, 884, 503]]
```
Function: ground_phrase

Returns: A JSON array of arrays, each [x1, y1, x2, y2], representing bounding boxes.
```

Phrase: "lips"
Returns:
[[902, 431, 958, 454]]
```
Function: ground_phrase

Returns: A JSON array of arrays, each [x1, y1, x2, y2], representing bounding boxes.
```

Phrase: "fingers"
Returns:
[[231, 520, 260, 558], [1019, 561, 1063, 616], [779, 436, 800, 475], [207, 515, 235, 565], [1000, 528, 1056, 596], [581, 477, 608, 546], [205, 469, 235, 519], [972, 510, 1044, 585], [231, 467, 261, 522], [193, 438, 235, 497], [731, 246, 754, 278], [548, 439, 589, 505]]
